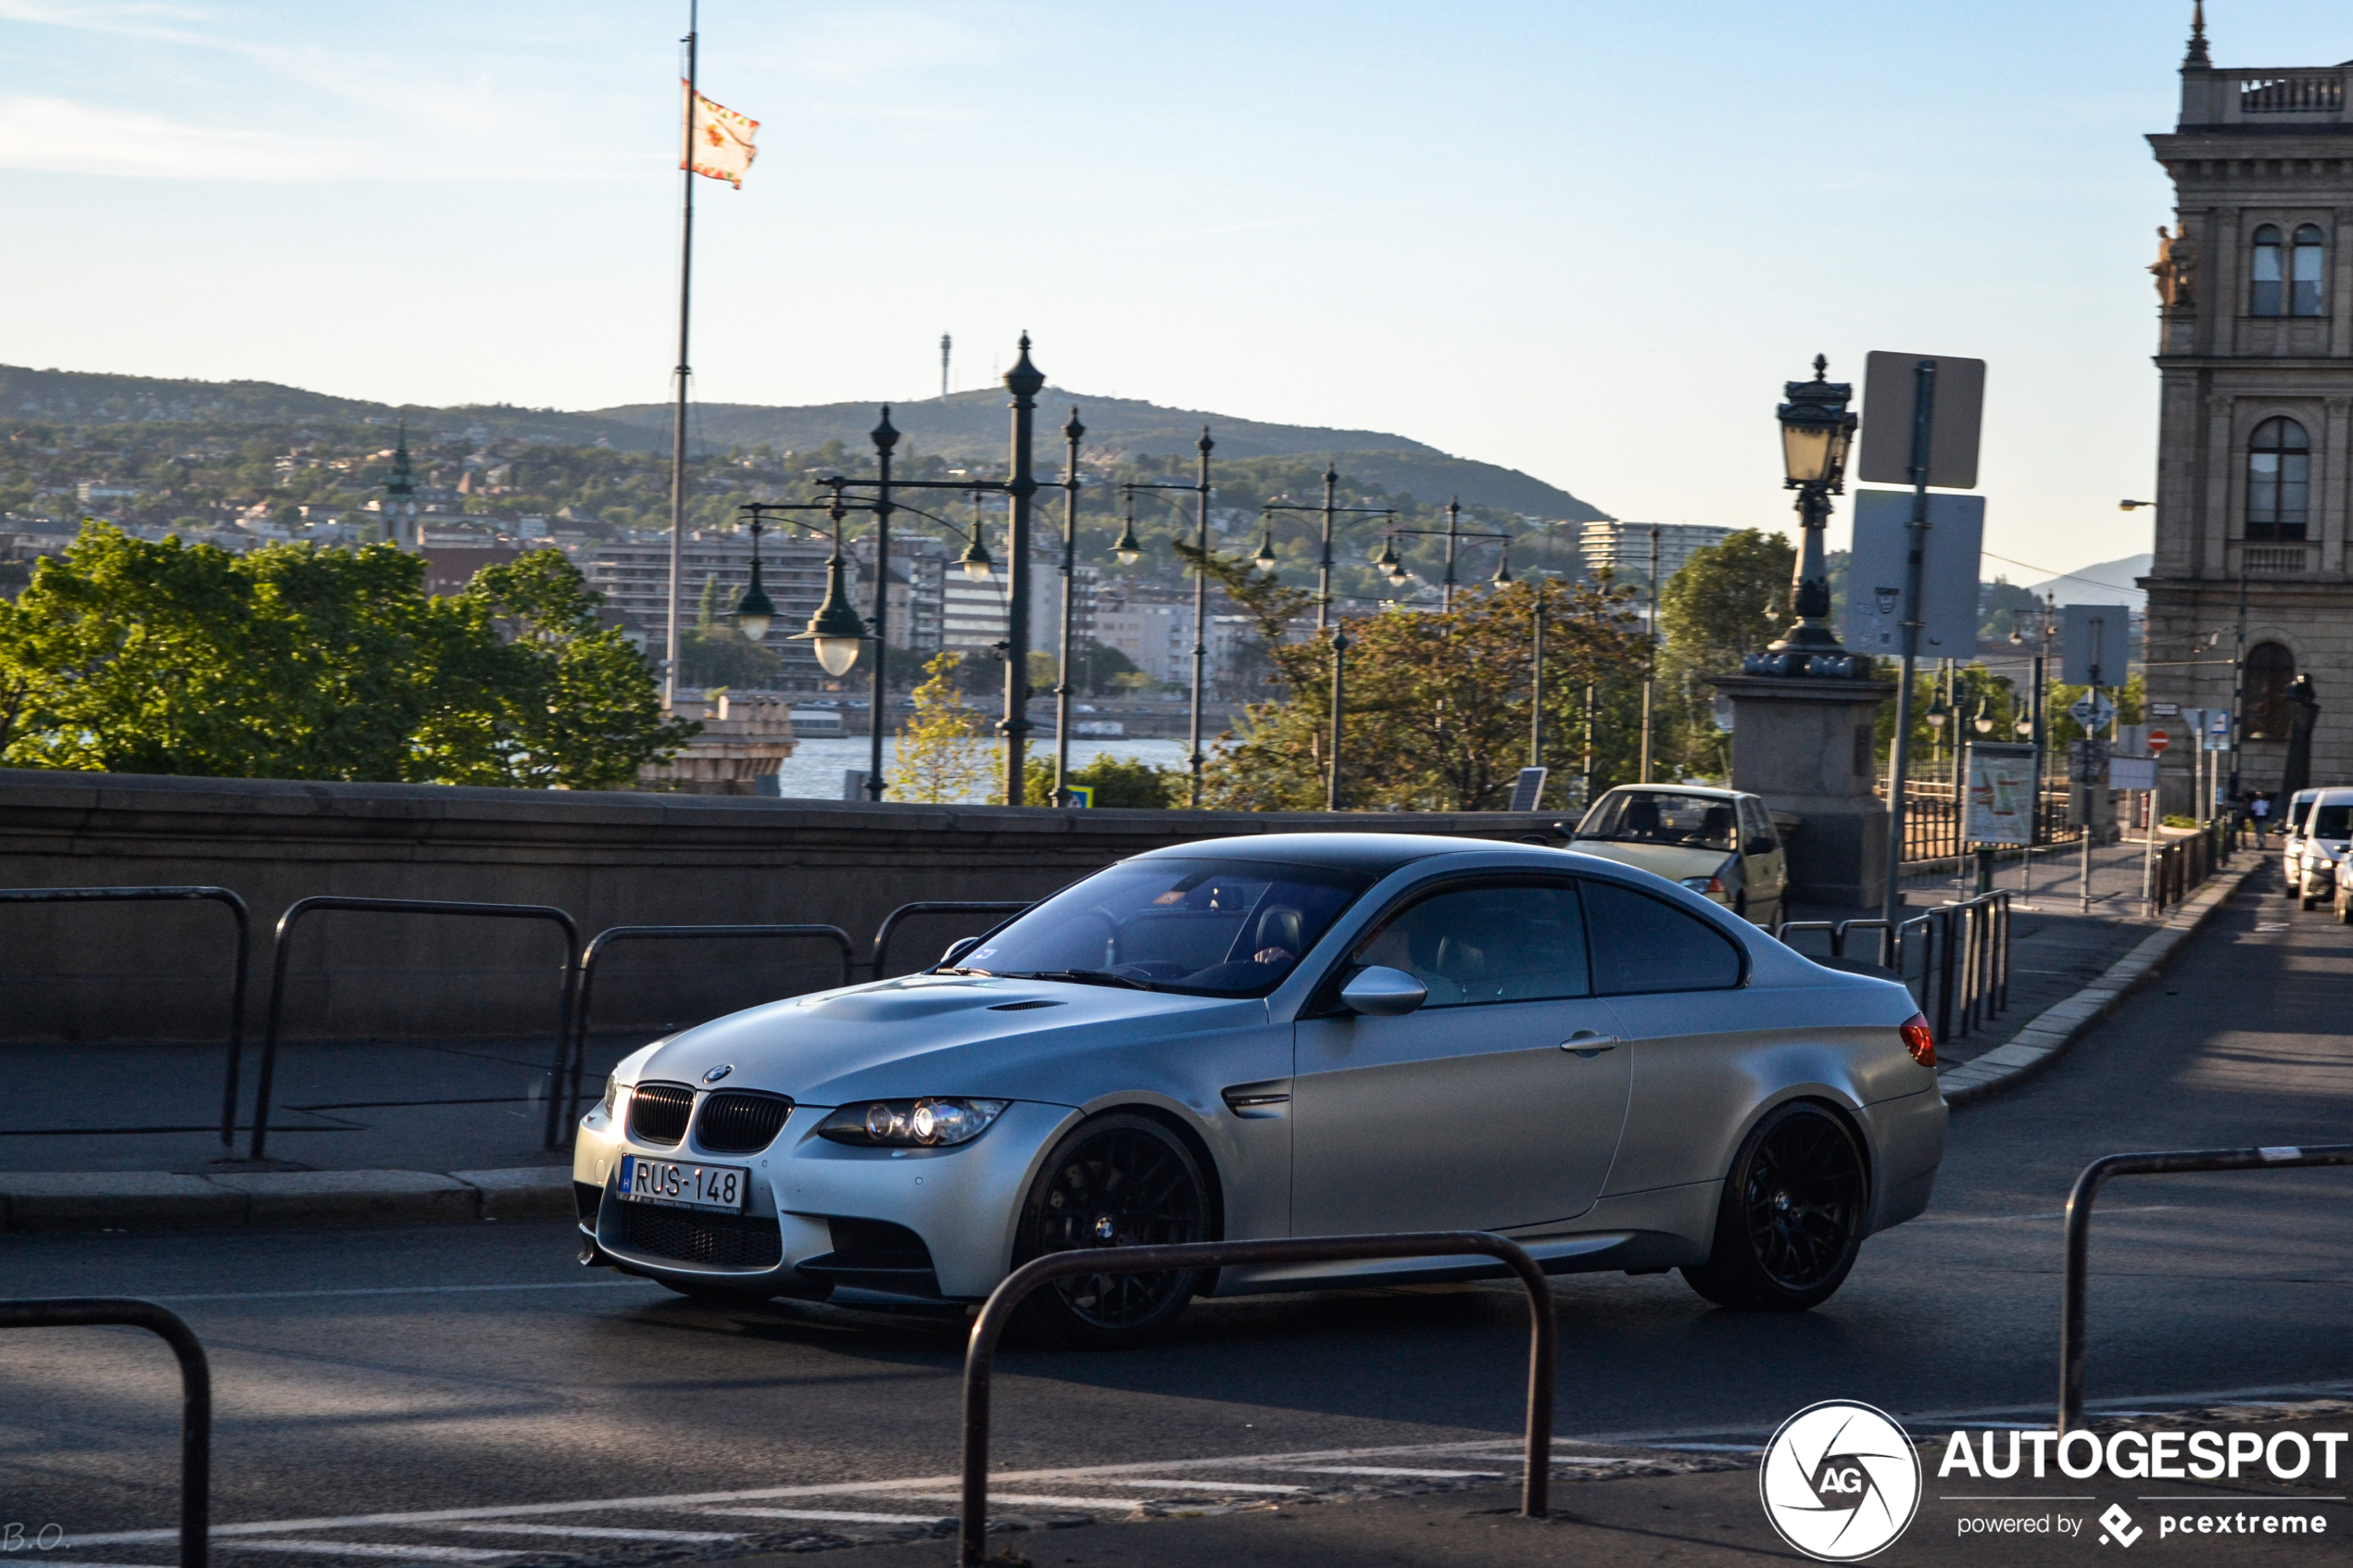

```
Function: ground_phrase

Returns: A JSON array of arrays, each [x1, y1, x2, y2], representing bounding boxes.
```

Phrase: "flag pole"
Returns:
[[664, 0, 698, 709]]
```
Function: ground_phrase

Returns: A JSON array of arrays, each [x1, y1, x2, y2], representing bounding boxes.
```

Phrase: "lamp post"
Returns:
[[814, 337, 1051, 804], [1256, 470, 1395, 810], [790, 491, 870, 681], [1755, 355, 1860, 670], [1051, 409, 1085, 807], [733, 505, 778, 644], [1119, 429, 1214, 808], [1641, 525, 1660, 784]]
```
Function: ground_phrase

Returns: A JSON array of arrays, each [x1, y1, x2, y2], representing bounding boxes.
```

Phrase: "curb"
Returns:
[[0, 1164, 574, 1234], [1936, 859, 2259, 1108]]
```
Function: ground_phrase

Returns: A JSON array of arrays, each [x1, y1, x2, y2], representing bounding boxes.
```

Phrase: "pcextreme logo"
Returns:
[[1760, 1400, 1924, 1562]]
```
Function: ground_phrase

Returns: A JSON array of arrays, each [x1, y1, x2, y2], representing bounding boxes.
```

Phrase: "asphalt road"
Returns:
[[5, 864, 2348, 1560]]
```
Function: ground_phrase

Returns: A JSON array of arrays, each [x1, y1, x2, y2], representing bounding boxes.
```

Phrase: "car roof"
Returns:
[[1593, 784, 1747, 801], [1131, 832, 1561, 876]]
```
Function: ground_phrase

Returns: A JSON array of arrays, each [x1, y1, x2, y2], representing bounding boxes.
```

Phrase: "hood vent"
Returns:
[[697, 1090, 795, 1154], [628, 1081, 696, 1146]]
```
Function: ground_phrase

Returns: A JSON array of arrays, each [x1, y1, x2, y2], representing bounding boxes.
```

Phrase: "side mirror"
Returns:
[[1745, 834, 1778, 857], [1339, 965, 1428, 1018], [938, 936, 982, 967]]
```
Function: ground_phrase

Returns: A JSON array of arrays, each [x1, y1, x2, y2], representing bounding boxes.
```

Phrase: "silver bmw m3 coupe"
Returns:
[[573, 833, 1945, 1345]]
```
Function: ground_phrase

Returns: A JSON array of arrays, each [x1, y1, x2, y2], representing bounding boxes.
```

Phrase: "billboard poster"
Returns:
[[1964, 742, 2038, 846]]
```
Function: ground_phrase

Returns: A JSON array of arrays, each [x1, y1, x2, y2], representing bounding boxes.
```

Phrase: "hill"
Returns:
[[2022, 553, 2152, 610], [0, 364, 1604, 522]]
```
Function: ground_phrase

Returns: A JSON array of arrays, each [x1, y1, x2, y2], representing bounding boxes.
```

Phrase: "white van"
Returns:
[[2294, 788, 2353, 909], [2281, 787, 2322, 884]]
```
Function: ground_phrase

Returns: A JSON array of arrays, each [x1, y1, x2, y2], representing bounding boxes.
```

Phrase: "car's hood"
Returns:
[[631, 973, 1262, 1107], [1567, 840, 1732, 883]]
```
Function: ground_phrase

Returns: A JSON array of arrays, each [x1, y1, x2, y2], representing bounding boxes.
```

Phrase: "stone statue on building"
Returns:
[[2149, 225, 2196, 310], [2282, 674, 2321, 798]]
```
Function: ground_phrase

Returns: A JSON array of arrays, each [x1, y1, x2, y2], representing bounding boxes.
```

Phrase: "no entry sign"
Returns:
[[2148, 728, 2171, 754]]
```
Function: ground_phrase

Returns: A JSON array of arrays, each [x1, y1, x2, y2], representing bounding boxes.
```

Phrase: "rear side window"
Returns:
[[1738, 797, 1776, 846], [1581, 880, 1744, 995]]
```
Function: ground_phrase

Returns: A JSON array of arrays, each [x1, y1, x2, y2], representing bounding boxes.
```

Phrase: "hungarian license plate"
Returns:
[[617, 1154, 748, 1213]]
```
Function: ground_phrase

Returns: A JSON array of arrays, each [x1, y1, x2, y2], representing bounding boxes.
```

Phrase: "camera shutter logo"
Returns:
[[1759, 1400, 1922, 1561]]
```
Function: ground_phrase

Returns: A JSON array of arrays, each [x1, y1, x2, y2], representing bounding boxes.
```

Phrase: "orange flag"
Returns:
[[682, 83, 758, 188]]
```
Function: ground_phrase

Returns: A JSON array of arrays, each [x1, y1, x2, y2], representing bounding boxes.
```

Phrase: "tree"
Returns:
[[1655, 530, 1795, 781], [1021, 752, 1184, 808], [889, 651, 994, 804], [1186, 544, 1649, 811], [0, 523, 694, 788]]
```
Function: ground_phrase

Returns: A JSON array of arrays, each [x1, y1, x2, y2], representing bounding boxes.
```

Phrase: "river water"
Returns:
[[773, 735, 1192, 802]]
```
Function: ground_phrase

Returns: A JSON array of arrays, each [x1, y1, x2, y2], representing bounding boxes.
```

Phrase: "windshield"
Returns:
[[953, 858, 1374, 997], [2289, 796, 2318, 832], [1575, 790, 1739, 852], [2309, 804, 2353, 841]]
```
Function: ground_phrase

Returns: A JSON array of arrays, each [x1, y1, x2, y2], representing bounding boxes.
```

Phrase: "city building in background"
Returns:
[[1578, 520, 1733, 582], [588, 531, 851, 684], [2142, 18, 2353, 811]]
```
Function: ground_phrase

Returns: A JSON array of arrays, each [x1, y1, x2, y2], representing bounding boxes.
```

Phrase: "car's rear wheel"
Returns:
[[1682, 1101, 1868, 1312], [1012, 1113, 1209, 1348]]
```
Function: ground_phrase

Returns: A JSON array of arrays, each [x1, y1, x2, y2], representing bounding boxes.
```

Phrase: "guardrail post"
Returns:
[[2059, 1143, 2353, 1432], [0, 887, 251, 1148], [0, 1298, 209, 1568], [248, 897, 582, 1161], [961, 1232, 1556, 1562]]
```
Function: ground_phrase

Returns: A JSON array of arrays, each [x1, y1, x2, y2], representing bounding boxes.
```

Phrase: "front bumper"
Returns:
[[573, 1098, 1079, 1301]]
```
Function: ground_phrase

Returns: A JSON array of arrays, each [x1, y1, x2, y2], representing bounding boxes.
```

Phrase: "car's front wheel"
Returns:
[[1011, 1113, 1210, 1348], [1682, 1101, 1868, 1311]]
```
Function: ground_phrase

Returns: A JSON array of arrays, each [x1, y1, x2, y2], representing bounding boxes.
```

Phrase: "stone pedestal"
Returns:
[[1711, 673, 1895, 909]]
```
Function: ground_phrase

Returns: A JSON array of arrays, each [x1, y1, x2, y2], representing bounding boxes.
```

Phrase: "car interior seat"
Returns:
[[1623, 799, 1662, 838], [1697, 805, 1735, 847]]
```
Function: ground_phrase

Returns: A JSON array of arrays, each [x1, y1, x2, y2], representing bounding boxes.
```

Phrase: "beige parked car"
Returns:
[[1569, 785, 1790, 926]]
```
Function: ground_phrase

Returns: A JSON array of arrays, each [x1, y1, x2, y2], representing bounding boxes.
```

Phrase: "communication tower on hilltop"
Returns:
[[940, 333, 951, 400]]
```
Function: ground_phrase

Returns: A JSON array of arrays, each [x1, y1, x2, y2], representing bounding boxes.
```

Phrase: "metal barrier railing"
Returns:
[[0, 886, 251, 1147], [0, 1298, 210, 1568], [560, 923, 856, 1144], [250, 897, 583, 1160], [960, 1231, 1556, 1563], [869, 901, 1030, 982], [2059, 1143, 2353, 1432], [1778, 895, 2007, 1044]]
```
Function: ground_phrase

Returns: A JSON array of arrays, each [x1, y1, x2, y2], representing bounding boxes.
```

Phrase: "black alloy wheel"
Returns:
[[1682, 1100, 1868, 1311], [1012, 1112, 1210, 1348]]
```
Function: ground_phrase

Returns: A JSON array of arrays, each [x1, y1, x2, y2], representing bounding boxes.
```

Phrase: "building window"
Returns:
[[2292, 225, 2327, 316], [2245, 642, 2296, 740], [2246, 417, 2310, 541], [2251, 225, 2284, 316]]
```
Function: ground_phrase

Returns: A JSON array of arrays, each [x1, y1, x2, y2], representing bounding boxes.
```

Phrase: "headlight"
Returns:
[[599, 1076, 623, 1118], [817, 1098, 1009, 1148], [1680, 874, 1726, 896]]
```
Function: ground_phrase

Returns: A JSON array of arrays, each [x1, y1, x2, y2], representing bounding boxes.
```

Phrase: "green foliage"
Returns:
[[0, 523, 694, 788], [888, 651, 994, 804], [1021, 752, 1185, 809], [1653, 529, 1795, 783], [1186, 543, 1649, 811]]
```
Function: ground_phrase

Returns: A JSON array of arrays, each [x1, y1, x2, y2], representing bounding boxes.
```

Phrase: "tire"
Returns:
[[1681, 1101, 1869, 1312], [1011, 1112, 1210, 1348]]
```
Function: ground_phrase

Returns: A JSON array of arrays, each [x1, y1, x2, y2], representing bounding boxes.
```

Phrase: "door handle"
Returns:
[[1561, 1030, 1619, 1057]]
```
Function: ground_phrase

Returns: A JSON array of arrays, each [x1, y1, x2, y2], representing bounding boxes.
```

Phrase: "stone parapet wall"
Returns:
[[0, 770, 1567, 1043]]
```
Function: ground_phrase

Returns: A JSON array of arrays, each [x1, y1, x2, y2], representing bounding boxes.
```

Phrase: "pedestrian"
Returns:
[[2251, 790, 2271, 847]]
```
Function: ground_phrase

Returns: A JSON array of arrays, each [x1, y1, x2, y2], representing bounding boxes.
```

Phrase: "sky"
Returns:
[[1, 1, 2344, 583]]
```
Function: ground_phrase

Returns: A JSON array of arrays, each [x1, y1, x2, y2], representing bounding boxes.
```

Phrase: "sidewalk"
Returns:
[[1785, 832, 2241, 1073]]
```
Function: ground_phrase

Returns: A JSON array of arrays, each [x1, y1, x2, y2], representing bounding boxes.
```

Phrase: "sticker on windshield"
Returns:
[[969, 947, 997, 962]]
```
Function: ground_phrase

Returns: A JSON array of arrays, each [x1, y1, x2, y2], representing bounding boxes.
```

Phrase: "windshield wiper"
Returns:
[[935, 966, 994, 976], [1011, 969, 1155, 991]]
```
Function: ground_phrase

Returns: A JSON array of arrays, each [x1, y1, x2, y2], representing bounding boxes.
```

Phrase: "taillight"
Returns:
[[1900, 1013, 1936, 1068]]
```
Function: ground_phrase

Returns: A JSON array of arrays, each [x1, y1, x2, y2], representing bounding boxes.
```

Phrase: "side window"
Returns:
[[1581, 880, 1743, 995], [1350, 881, 1590, 1009], [1737, 797, 1775, 847]]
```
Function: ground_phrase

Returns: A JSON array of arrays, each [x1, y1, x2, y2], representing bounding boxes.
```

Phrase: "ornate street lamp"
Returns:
[[792, 500, 869, 678], [959, 530, 994, 582], [1746, 354, 1864, 677], [1112, 496, 1144, 566], [735, 510, 775, 643]]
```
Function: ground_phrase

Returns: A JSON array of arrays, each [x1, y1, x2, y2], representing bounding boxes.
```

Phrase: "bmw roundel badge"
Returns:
[[702, 1064, 734, 1085]]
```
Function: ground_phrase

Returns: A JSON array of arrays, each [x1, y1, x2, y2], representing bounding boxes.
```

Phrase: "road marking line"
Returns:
[[150, 1281, 660, 1304], [448, 1525, 739, 1541], [888, 1493, 1139, 1511], [1283, 1466, 1504, 1478], [64, 1386, 2353, 1551], [692, 1510, 948, 1526], [217, 1544, 514, 1561], [1074, 1480, 1302, 1492]]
